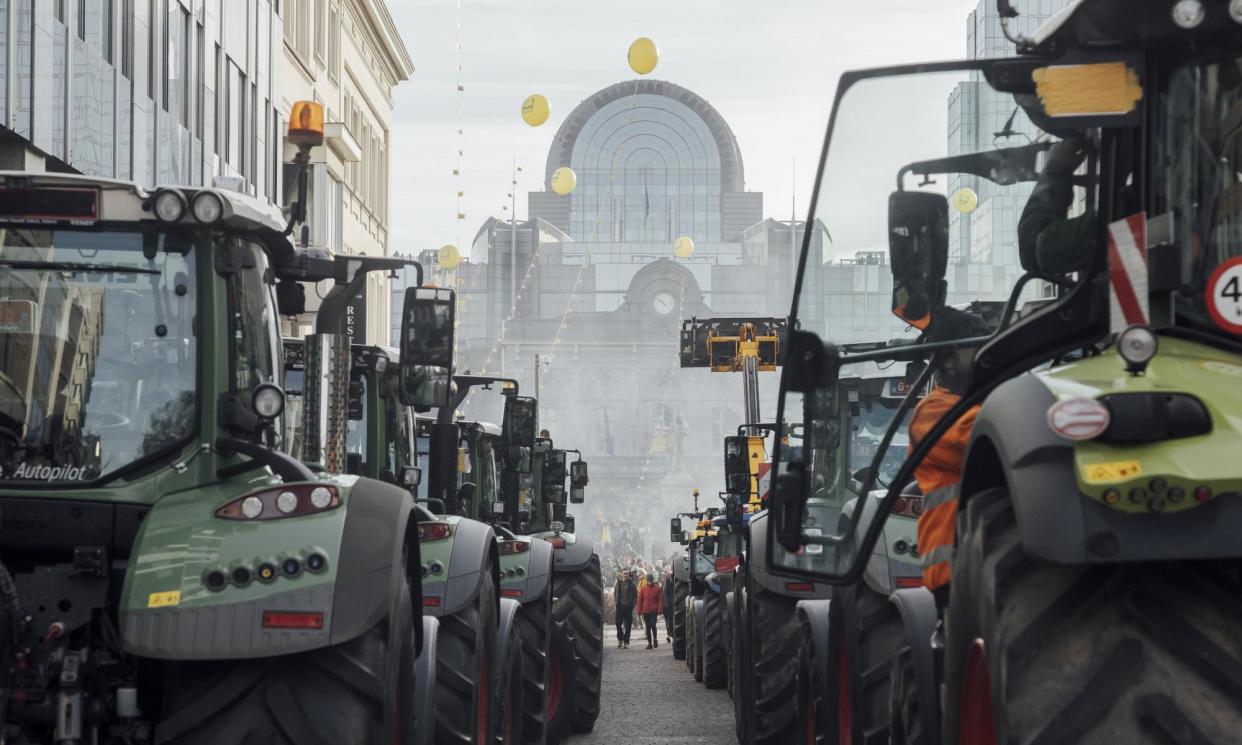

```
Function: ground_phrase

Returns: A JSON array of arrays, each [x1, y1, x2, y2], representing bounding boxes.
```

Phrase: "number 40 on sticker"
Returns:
[[1207, 257, 1242, 335]]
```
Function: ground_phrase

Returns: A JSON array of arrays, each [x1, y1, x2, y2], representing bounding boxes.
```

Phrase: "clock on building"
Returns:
[[652, 291, 676, 315]]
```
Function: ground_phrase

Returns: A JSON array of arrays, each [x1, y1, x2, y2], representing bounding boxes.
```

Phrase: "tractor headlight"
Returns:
[[251, 383, 285, 419], [216, 485, 341, 520], [1117, 325, 1158, 373], [1171, 0, 1205, 28], [192, 191, 224, 223], [153, 190, 187, 222]]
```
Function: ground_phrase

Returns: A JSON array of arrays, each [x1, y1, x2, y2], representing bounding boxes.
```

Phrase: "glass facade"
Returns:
[[0, 0, 281, 203], [568, 93, 725, 244]]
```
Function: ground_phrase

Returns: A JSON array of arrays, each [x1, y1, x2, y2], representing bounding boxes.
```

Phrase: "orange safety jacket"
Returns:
[[909, 385, 980, 590]]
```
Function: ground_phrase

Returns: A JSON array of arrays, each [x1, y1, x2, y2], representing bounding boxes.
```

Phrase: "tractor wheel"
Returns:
[[732, 580, 752, 744], [829, 582, 904, 745], [433, 569, 498, 745], [156, 564, 416, 745], [672, 580, 689, 660], [724, 590, 736, 699], [796, 614, 829, 745], [545, 617, 579, 745], [495, 627, 523, 745], [887, 645, 929, 745], [552, 554, 603, 734], [686, 595, 699, 674], [944, 487, 1242, 744], [703, 591, 727, 689], [513, 595, 551, 745], [692, 598, 706, 683], [748, 583, 800, 745]]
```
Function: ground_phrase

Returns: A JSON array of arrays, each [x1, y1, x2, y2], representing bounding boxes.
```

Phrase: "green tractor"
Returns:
[[768, 2, 1242, 743], [668, 500, 718, 672], [0, 105, 439, 743], [518, 429, 603, 737]]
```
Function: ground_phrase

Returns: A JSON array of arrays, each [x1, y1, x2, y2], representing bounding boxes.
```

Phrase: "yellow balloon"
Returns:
[[551, 166, 577, 195], [628, 37, 659, 75], [438, 244, 460, 270], [521, 94, 550, 127], [952, 187, 979, 214], [673, 236, 694, 258]]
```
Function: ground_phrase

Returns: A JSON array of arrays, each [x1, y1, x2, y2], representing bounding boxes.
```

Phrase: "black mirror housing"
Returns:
[[503, 396, 538, 450], [542, 449, 568, 503], [723, 435, 749, 480], [888, 190, 949, 329], [570, 460, 589, 488], [669, 517, 682, 542], [570, 486, 585, 504], [399, 286, 455, 368]]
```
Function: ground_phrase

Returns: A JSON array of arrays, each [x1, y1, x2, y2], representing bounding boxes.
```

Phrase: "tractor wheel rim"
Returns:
[[836, 632, 852, 745], [960, 638, 998, 745], [477, 650, 489, 744], [547, 651, 563, 719]]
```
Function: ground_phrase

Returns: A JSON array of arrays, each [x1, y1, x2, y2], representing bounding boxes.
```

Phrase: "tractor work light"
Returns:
[[153, 189, 187, 222], [418, 522, 453, 541], [309, 486, 333, 509], [288, 100, 325, 147], [191, 190, 224, 224], [1171, 0, 1205, 27], [216, 484, 341, 520], [1117, 325, 1158, 373], [252, 383, 286, 419]]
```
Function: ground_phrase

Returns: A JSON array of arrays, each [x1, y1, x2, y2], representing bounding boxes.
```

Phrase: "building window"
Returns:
[[214, 44, 223, 156], [121, 0, 133, 78], [104, 0, 114, 63], [77, 0, 85, 40], [314, 0, 324, 60], [56, 0, 65, 22], [327, 2, 339, 79], [195, 21, 204, 137], [148, 0, 157, 101]]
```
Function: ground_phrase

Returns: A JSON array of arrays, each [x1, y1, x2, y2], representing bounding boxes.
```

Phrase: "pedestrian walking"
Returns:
[[661, 571, 674, 642], [637, 572, 665, 649], [614, 570, 637, 648]]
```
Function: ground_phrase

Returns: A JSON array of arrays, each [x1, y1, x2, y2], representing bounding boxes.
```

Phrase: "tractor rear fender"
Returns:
[[120, 476, 425, 660], [551, 535, 594, 573], [422, 517, 499, 618], [414, 615, 440, 745], [794, 599, 832, 676], [888, 587, 941, 745], [963, 373, 1242, 564], [746, 510, 831, 599], [494, 597, 522, 694], [508, 537, 553, 604], [712, 570, 735, 596]]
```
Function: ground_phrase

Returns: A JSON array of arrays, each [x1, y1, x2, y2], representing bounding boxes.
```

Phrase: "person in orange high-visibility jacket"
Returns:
[[909, 308, 992, 596]]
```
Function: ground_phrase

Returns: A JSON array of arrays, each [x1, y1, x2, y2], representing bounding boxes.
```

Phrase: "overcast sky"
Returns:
[[387, 0, 985, 259]]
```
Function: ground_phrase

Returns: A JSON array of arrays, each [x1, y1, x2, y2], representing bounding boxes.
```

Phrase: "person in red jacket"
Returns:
[[636, 572, 665, 649]]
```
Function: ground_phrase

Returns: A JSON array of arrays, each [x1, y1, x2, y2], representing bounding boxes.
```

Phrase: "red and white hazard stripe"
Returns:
[[756, 462, 773, 503], [1108, 213, 1148, 332]]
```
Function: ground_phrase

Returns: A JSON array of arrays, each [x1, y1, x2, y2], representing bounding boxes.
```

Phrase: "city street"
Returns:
[[574, 626, 734, 745]]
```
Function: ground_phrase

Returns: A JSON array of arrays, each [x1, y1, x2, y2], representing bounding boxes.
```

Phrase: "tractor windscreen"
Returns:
[[0, 228, 197, 485], [849, 380, 912, 491], [1157, 54, 1242, 338]]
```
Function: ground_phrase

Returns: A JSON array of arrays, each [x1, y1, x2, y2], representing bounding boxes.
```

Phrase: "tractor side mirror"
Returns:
[[570, 460, 589, 488], [398, 287, 454, 408], [542, 449, 567, 503], [888, 190, 949, 330], [562, 514, 576, 534], [670, 517, 682, 543], [502, 395, 538, 468], [570, 486, 585, 504]]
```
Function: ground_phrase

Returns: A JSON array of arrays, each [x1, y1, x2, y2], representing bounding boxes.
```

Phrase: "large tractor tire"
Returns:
[[686, 595, 699, 675], [157, 565, 417, 745], [887, 645, 930, 745], [724, 590, 736, 699], [514, 596, 551, 745], [829, 583, 904, 745], [796, 613, 829, 745], [692, 598, 706, 683], [944, 487, 1242, 745], [672, 580, 689, 660], [544, 617, 579, 745], [732, 578, 752, 744], [495, 623, 524, 745], [552, 554, 603, 734], [702, 591, 727, 689], [746, 583, 800, 745], [434, 570, 499, 745]]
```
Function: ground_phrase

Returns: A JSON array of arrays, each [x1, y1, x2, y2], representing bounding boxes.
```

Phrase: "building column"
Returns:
[[0, 138, 47, 171]]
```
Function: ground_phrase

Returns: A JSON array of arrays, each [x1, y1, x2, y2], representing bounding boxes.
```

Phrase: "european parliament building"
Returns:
[[412, 79, 815, 520]]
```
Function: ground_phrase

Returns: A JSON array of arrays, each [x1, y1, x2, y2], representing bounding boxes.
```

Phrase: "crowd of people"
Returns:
[[607, 557, 676, 650]]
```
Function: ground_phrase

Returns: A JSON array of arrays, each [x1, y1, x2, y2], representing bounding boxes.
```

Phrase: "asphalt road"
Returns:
[[570, 622, 736, 745]]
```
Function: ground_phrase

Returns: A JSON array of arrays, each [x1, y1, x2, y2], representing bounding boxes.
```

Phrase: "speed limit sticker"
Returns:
[[1207, 257, 1242, 335]]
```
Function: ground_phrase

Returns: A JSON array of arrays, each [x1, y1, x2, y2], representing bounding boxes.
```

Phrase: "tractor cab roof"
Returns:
[[1028, 0, 1242, 53]]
